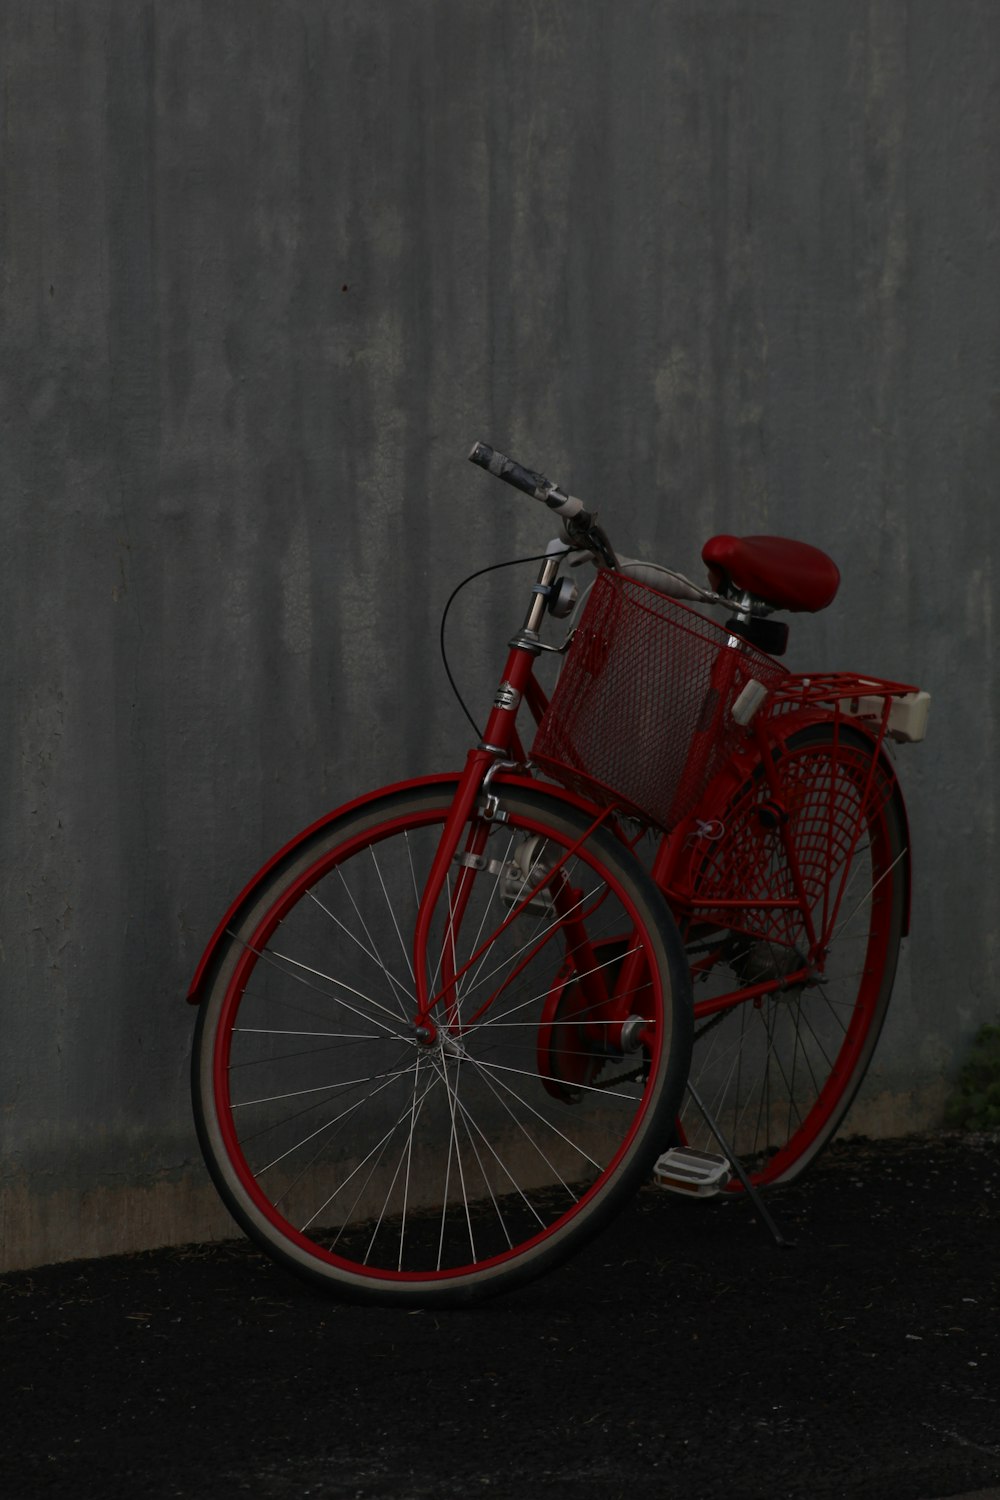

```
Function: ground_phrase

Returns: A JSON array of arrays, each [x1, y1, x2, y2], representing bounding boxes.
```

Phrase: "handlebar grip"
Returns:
[[468, 442, 552, 500], [468, 441, 587, 521]]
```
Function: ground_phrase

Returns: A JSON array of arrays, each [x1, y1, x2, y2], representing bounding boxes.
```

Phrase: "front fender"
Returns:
[[186, 769, 617, 1004]]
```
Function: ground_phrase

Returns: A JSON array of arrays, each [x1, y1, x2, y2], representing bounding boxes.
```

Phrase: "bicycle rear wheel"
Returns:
[[676, 721, 907, 1186], [192, 779, 691, 1304]]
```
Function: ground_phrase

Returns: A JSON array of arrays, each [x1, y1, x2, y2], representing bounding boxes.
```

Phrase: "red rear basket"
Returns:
[[531, 571, 788, 831]]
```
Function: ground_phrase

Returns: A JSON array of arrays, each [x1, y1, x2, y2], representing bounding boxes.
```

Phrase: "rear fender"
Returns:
[[774, 716, 912, 935], [186, 770, 619, 1003], [673, 709, 913, 935]]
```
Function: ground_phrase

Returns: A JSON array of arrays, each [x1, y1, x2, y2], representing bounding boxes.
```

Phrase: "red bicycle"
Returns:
[[188, 443, 929, 1305]]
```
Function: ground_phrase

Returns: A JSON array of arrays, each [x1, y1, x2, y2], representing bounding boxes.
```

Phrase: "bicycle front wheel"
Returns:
[[677, 721, 908, 1186], [192, 780, 691, 1304]]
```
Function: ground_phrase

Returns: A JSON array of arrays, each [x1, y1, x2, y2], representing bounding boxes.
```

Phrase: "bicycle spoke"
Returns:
[[471, 1053, 641, 1121], [435, 1056, 468, 1267], [468, 944, 643, 1038], [261, 1064, 418, 1170], [307, 884, 415, 1015], [261, 944, 414, 1036], [437, 1099, 551, 1252], [304, 1062, 442, 1238], [369, 845, 418, 989], [453, 881, 605, 1013], [459, 831, 519, 996]]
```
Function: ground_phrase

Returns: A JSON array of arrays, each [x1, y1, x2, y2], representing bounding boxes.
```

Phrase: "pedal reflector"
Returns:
[[653, 1147, 733, 1197]]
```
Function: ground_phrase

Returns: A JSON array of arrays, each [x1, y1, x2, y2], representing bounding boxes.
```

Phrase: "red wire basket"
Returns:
[[531, 571, 788, 831]]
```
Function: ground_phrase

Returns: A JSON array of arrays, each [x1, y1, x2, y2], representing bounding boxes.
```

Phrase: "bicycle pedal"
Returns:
[[652, 1147, 733, 1197]]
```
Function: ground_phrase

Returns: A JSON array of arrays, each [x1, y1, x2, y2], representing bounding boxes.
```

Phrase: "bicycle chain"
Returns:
[[692, 1009, 729, 1044], [590, 1061, 647, 1091]]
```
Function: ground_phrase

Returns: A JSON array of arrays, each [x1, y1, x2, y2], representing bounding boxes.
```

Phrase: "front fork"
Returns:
[[410, 562, 633, 1047], [410, 599, 547, 1041], [411, 740, 630, 1048]]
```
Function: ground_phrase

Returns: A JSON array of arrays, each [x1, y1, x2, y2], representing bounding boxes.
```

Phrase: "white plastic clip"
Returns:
[[731, 678, 769, 726]]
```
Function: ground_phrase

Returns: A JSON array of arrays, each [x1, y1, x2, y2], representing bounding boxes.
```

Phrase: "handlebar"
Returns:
[[467, 440, 745, 611]]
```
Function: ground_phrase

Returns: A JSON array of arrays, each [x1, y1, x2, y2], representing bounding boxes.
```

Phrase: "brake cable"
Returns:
[[439, 551, 554, 739]]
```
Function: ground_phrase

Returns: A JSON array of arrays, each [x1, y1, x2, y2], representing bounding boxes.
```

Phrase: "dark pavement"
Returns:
[[2, 1132, 999, 1499]]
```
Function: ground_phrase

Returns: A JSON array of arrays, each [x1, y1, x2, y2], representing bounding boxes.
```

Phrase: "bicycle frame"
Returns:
[[189, 544, 913, 1053], [406, 548, 917, 1049]]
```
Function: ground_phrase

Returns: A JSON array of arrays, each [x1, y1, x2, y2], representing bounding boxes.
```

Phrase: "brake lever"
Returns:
[[562, 514, 619, 570]]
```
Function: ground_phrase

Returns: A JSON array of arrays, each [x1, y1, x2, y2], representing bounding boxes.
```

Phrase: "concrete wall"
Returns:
[[2, 0, 998, 1269]]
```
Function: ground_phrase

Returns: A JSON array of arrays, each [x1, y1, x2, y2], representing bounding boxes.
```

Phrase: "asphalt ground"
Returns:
[[2, 1131, 999, 1500]]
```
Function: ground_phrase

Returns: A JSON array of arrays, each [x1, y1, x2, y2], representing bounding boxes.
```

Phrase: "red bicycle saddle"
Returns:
[[702, 534, 840, 613]]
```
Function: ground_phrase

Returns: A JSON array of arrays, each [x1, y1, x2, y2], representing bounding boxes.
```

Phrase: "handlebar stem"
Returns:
[[522, 551, 566, 635]]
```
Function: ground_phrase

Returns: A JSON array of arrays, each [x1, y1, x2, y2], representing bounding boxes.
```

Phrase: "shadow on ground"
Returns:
[[2, 1133, 999, 1500]]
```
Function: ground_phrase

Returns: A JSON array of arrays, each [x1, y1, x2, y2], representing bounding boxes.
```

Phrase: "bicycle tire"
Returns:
[[192, 779, 691, 1305], [676, 721, 908, 1186]]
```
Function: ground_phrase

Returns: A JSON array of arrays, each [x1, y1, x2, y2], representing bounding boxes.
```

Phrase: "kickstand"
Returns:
[[685, 1080, 794, 1249]]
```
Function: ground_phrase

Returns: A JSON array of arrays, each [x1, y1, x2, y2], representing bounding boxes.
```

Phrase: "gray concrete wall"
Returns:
[[2, 0, 998, 1268]]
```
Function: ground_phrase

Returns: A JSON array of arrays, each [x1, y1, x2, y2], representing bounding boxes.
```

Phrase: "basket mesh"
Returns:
[[531, 571, 788, 831]]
